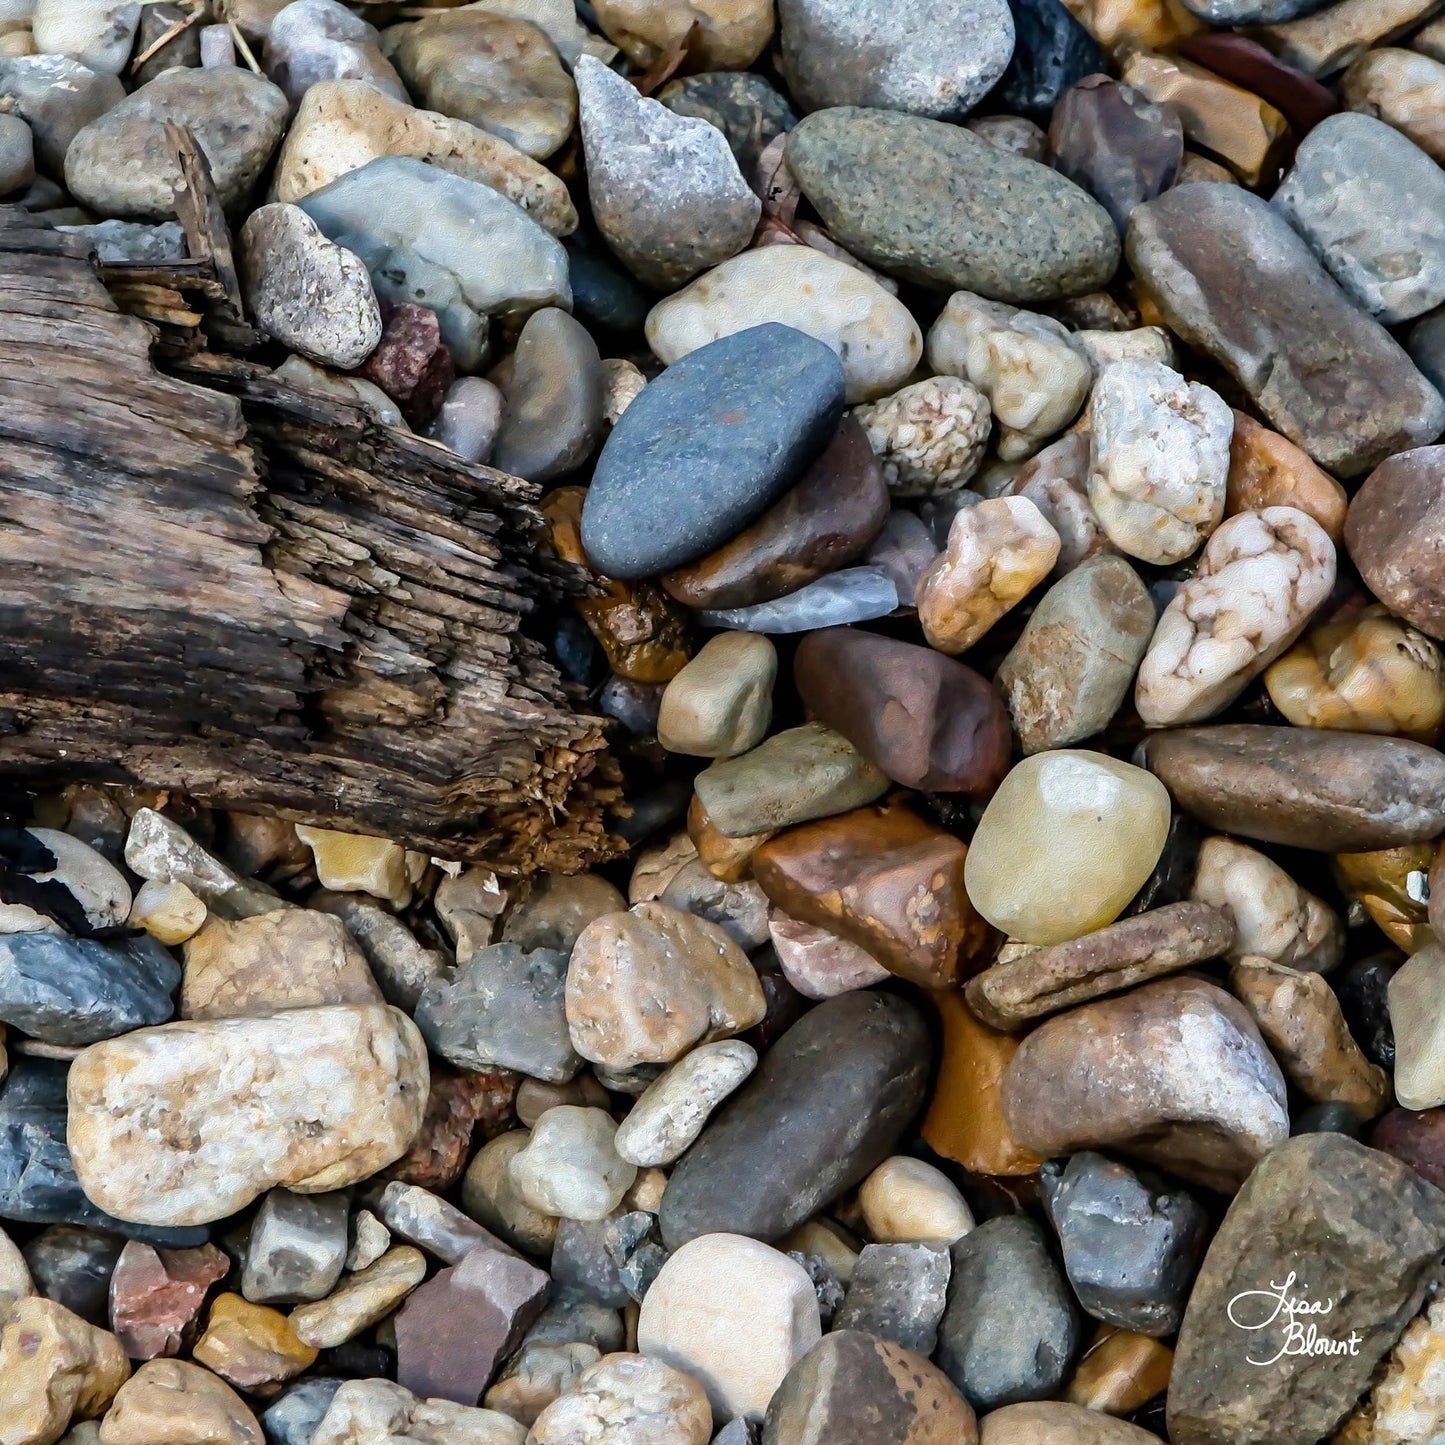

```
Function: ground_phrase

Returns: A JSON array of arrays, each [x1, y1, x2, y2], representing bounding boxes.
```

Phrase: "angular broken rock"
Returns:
[[181, 909, 380, 1021], [310, 891, 449, 1014], [0, 931, 180, 1046], [108, 1240, 230, 1360], [394, 1244, 550, 1406], [376, 1180, 512, 1266], [565, 903, 765, 1070], [965, 901, 1235, 1030], [415, 942, 580, 1084], [66, 1004, 428, 1227], [239, 203, 383, 371], [1126, 184, 1445, 477], [241, 1189, 350, 1306], [1168, 1133, 1445, 1445], [575, 55, 759, 290], [1001, 976, 1289, 1191], [832, 1243, 951, 1356]]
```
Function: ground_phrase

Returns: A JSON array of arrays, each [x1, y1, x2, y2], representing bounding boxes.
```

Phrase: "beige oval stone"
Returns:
[[289, 1247, 428, 1350], [97, 1359, 260, 1445], [67, 1005, 429, 1227], [507, 1106, 637, 1221], [1190, 834, 1343, 972], [979, 1400, 1163, 1444], [926, 290, 1093, 461], [857, 1156, 974, 1246], [0, 1298, 128, 1445], [272, 78, 577, 235], [637, 1234, 820, 1423], [1136, 505, 1336, 727], [1342, 48, 1445, 163], [128, 878, 206, 947], [657, 632, 777, 759], [916, 495, 1060, 654], [0, 1224, 31, 1303], [528, 1353, 712, 1445], [592, 0, 773, 69], [614, 1040, 758, 1167], [646, 246, 923, 405], [965, 751, 1171, 946], [566, 903, 766, 1068]]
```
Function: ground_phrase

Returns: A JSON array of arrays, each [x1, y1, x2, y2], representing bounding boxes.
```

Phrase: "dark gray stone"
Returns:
[[0, 930, 179, 1045], [1273, 113, 1445, 325], [581, 324, 846, 580], [0, 55, 125, 176], [833, 1242, 951, 1355], [23, 1224, 124, 1327], [788, 1251, 845, 1329], [1000, 0, 1106, 117], [1168, 1133, 1445, 1445], [658, 71, 796, 171], [551, 1215, 630, 1308], [1127, 184, 1445, 477], [242, 1188, 349, 1305], [1410, 308, 1445, 398], [785, 107, 1119, 302], [1041, 1151, 1208, 1337], [262, 1377, 345, 1445], [414, 942, 580, 1084], [523, 1291, 625, 1353], [603, 1211, 667, 1303], [659, 991, 932, 1249], [935, 1215, 1081, 1411], [0, 1061, 207, 1245]]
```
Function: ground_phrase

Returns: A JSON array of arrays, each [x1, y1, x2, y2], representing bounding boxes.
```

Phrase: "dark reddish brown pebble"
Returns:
[[794, 627, 1010, 795], [1177, 33, 1338, 137], [359, 301, 456, 428]]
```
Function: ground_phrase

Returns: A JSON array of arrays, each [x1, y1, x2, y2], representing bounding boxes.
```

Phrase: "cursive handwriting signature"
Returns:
[[1227, 1273, 1362, 1365]]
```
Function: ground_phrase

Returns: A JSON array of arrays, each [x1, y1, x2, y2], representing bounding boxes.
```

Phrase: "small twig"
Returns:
[[227, 15, 262, 74], [130, 0, 204, 73]]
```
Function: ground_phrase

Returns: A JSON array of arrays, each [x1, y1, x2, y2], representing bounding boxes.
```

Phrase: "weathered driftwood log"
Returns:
[[0, 203, 621, 872]]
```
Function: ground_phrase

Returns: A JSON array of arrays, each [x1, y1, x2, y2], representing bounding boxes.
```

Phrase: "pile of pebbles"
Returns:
[[3, 0, 1445, 1443]]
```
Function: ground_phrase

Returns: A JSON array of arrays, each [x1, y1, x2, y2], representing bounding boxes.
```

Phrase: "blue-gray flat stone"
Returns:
[[785, 107, 1119, 302], [0, 931, 179, 1045], [696, 566, 898, 633], [1273, 113, 1445, 325], [0, 1061, 207, 1245], [581, 324, 846, 580], [297, 155, 570, 370]]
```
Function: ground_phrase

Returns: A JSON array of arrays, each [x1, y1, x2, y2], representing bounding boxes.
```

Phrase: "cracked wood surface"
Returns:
[[0, 206, 621, 871]]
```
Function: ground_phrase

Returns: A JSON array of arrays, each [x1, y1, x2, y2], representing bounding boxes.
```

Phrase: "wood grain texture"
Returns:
[[0, 204, 621, 872]]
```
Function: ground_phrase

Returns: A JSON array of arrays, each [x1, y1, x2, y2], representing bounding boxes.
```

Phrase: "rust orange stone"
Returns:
[[753, 802, 993, 989]]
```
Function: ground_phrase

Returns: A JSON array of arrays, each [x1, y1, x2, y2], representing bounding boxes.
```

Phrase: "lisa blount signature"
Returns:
[[1227, 1273, 1363, 1365]]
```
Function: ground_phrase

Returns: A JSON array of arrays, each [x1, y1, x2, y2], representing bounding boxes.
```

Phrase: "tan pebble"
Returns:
[[128, 879, 207, 947], [916, 495, 1060, 653], [191, 1294, 317, 1391], [1225, 411, 1347, 541], [857, 1156, 975, 1246], [97, 1359, 260, 1445], [289, 1247, 428, 1350], [0, 1297, 128, 1445]]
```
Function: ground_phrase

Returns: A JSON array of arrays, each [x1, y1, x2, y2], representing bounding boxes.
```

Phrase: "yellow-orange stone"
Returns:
[[1225, 412, 1348, 541], [922, 992, 1044, 1177], [1066, 1326, 1174, 1415]]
